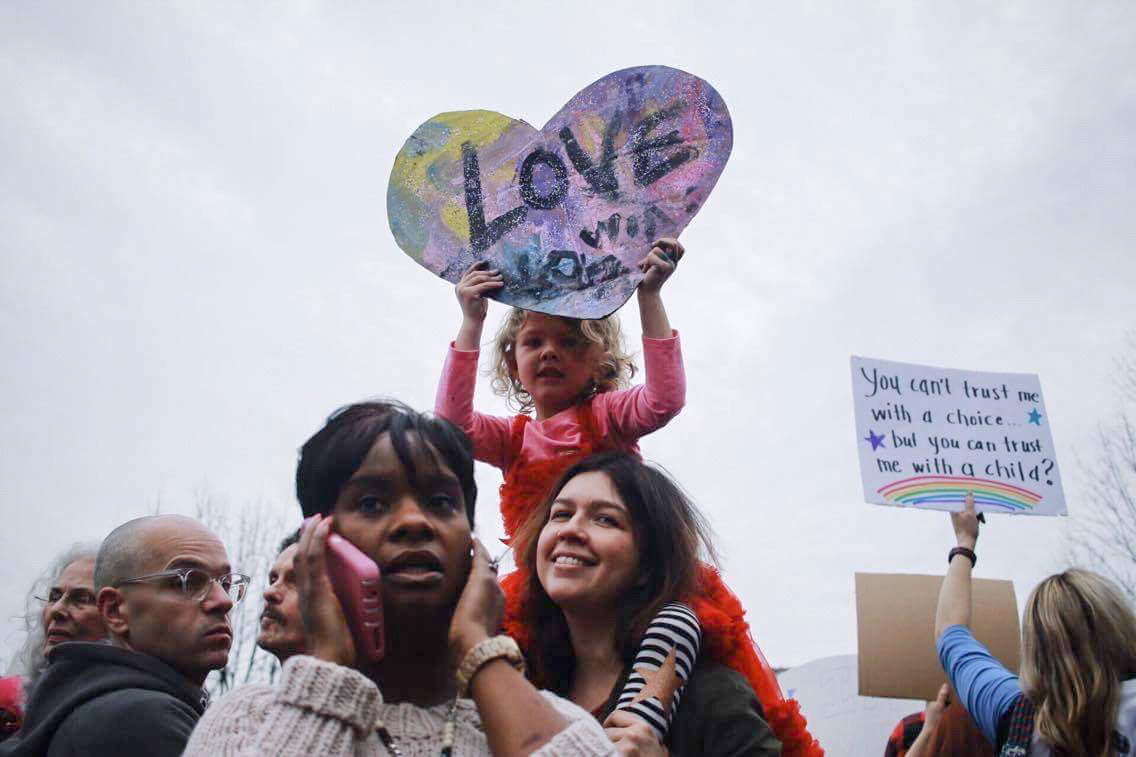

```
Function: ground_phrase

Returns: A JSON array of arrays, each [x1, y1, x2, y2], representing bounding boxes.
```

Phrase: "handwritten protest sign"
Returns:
[[387, 66, 733, 318], [850, 356, 1066, 516]]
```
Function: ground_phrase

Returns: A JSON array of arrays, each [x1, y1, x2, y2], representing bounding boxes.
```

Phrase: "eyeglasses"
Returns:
[[114, 569, 250, 604], [35, 588, 97, 609]]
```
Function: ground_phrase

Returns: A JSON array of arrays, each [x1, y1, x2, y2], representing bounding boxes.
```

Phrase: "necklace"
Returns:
[[375, 697, 459, 757]]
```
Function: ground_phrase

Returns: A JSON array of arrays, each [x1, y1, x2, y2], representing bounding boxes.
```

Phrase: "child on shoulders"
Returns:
[[434, 239, 821, 755], [436, 238, 685, 537]]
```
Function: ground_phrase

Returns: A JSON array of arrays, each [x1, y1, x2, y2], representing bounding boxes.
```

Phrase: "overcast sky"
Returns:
[[2, 1, 1134, 670]]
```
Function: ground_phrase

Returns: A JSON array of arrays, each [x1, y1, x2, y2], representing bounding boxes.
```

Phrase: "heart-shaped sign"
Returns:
[[387, 65, 733, 319]]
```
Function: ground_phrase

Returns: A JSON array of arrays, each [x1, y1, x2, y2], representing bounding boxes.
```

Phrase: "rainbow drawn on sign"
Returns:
[[878, 475, 1042, 511]]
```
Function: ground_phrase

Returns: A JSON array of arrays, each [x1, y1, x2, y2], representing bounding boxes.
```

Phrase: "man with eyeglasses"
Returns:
[[0, 515, 249, 757]]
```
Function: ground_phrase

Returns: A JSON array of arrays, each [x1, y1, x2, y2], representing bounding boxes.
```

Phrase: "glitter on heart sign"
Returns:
[[387, 66, 733, 319]]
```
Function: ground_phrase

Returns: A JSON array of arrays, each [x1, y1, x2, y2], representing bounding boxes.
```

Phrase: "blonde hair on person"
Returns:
[[489, 308, 636, 413], [1019, 569, 1136, 757]]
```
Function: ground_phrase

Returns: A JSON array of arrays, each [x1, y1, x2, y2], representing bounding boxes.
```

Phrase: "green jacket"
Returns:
[[597, 661, 782, 756]]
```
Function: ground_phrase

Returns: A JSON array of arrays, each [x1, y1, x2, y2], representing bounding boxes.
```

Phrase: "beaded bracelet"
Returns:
[[948, 546, 977, 567], [455, 635, 525, 698]]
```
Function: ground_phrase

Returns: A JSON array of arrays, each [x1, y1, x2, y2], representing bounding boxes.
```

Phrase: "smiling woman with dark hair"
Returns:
[[186, 400, 615, 756], [513, 452, 781, 756]]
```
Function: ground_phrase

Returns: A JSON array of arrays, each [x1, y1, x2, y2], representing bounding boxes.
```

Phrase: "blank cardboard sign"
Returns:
[[855, 572, 1020, 701]]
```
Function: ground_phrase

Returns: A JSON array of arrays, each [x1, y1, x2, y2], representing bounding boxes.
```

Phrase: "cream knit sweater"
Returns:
[[184, 655, 616, 756]]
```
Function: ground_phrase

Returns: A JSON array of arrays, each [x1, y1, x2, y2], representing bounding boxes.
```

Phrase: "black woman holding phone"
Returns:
[[185, 401, 615, 756], [512, 452, 782, 756]]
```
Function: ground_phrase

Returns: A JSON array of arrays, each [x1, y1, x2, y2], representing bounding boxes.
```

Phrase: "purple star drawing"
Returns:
[[1028, 408, 1043, 425], [865, 430, 886, 451]]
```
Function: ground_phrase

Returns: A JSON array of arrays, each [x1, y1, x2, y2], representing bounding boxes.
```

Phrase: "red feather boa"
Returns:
[[501, 566, 822, 755], [497, 410, 823, 755]]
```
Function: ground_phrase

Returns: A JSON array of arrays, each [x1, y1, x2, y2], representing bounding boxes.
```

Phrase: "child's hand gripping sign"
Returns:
[[387, 65, 733, 319]]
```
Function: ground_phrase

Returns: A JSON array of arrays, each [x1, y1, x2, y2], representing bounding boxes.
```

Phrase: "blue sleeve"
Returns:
[[936, 624, 1022, 746]]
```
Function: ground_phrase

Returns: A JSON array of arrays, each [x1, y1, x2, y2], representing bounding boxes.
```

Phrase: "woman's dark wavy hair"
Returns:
[[513, 452, 717, 693], [296, 400, 477, 524]]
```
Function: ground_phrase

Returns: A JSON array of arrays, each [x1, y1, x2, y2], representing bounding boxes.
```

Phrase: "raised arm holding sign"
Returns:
[[931, 496, 1136, 753]]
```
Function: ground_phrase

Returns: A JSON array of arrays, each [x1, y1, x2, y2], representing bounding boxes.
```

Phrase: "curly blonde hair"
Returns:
[[1020, 569, 1136, 756], [489, 308, 636, 413]]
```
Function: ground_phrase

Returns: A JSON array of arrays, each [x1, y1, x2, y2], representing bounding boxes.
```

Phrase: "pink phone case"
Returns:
[[325, 532, 385, 663]]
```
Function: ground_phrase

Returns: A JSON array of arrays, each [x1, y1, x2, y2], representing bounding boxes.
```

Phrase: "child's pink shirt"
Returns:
[[435, 332, 686, 471]]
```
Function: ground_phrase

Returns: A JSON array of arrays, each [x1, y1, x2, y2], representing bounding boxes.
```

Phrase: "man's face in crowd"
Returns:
[[257, 543, 305, 661], [105, 518, 236, 686]]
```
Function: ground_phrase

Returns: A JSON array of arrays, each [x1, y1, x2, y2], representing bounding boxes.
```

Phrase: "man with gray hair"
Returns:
[[0, 515, 248, 756]]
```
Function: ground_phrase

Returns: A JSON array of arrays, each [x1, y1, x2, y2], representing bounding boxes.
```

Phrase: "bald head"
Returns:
[[93, 514, 235, 686], [94, 515, 219, 590]]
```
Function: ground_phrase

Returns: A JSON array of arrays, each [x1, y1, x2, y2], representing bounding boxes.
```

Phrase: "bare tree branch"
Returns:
[[195, 487, 289, 697], [1069, 330, 1136, 603]]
